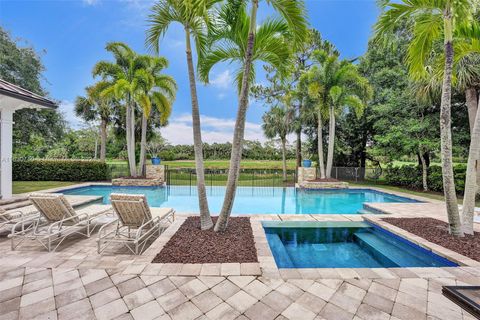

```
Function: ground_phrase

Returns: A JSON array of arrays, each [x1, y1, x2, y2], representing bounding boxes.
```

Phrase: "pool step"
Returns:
[[354, 232, 428, 267], [265, 233, 295, 268]]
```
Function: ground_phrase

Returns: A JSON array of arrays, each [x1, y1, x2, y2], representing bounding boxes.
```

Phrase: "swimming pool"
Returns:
[[264, 221, 457, 268], [62, 185, 418, 215]]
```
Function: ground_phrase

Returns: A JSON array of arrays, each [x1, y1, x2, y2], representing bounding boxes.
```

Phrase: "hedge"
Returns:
[[13, 159, 109, 181], [384, 164, 466, 194]]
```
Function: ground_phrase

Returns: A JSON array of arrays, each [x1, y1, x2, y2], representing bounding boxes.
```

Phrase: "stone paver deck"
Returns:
[[0, 184, 479, 319]]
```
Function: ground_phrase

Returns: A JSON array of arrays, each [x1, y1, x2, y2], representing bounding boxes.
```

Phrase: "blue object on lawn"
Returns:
[[151, 157, 161, 165], [302, 159, 312, 167]]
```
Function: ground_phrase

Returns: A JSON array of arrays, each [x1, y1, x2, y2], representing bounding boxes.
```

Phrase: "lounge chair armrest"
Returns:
[[98, 218, 119, 239], [47, 213, 89, 234], [135, 216, 161, 240]]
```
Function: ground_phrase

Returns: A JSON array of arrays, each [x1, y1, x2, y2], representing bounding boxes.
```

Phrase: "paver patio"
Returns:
[[0, 184, 479, 320]]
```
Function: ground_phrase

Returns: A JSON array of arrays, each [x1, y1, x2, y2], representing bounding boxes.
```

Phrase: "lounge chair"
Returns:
[[97, 193, 175, 255], [10, 193, 111, 252], [0, 207, 38, 234]]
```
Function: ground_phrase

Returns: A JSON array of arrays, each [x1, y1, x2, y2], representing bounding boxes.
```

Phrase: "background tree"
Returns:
[[1, 27, 66, 157], [137, 56, 177, 176], [93, 42, 151, 177], [74, 81, 114, 161], [262, 105, 294, 180]]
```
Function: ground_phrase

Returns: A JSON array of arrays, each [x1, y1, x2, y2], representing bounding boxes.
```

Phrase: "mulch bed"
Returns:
[[152, 216, 258, 264], [308, 178, 341, 182], [382, 217, 480, 262]]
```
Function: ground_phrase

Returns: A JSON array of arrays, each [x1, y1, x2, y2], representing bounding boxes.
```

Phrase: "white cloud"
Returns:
[[161, 113, 267, 145], [83, 0, 99, 5], [58, 100, 84, 129], [209, 70, 233, 89]]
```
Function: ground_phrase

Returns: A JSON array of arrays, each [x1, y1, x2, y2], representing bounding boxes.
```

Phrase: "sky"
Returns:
[[0, 0, 379, 145]]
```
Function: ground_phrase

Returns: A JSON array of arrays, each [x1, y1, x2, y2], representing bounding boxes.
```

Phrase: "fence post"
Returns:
[[189, 171, 192, 187], [252, 171, 255, 188], [336, 167, 338, 179]]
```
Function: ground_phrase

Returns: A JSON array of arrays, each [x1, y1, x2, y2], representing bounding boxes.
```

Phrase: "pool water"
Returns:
[[62, 185, 418, 215], [264, 221, 457, 268]]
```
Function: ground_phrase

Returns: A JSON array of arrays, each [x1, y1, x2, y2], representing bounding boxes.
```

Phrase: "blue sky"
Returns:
[[1, 0, 379, 144]]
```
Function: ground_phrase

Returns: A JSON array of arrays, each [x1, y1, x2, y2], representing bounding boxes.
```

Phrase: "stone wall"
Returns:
[[112, 178, 164, 187], [146, 165, 165, 181], [297, 167, 316, 184]]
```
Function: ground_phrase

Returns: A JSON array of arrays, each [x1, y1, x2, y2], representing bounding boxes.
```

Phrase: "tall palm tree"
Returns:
[[303, 50, 371, 178], [93, 42, 151, 177], [455, 30, 480, 234], [375, 0, 475, 237], [74, 81, 113, 161], [146, 0, 220, 230], [206, 0, 307, 232], [262, 105, 294, 180], [138, 56, 177, 176]]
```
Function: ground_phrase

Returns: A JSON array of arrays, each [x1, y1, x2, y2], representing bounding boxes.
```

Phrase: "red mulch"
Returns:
[[152, 217, 258, 264], [382, 217, 480, 262], [307, 178, 341, 182]]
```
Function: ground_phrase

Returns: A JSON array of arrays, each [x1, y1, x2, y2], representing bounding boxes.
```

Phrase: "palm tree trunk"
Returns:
[[139, 113, 148, 177], [100, 118, 107, 161], [466, 87, 478, 133], [281, 137, 287, 181], [419, 149, 428, 192], [326, 105, 335, 178], [466, 88, 480, 189], [440, 13, 463, 236], [317, 109, 326, 179], [214, 0, 258, 232], [462, 95, 480, 235], [295, 103, 302, 170], [126, 102, 137, 177], [185, 28, 213, 230], [296, 130, 302, 170]]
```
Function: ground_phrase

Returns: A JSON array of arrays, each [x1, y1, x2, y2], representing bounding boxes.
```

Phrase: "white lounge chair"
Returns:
[[0, 207, 38, 235], [10, 193, 111, 252], [97, 193, 175, 255]]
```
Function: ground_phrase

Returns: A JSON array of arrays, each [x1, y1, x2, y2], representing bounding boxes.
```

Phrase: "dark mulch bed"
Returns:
[[152, 216, 258, 264], [308, 178, 341, 182], [382, 217, 480, 262]]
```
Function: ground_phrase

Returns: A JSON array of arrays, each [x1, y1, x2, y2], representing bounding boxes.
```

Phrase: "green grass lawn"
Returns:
[[107, 159, 298, 169], [351, 180, 478, 206], [13, 181, 79, 194]]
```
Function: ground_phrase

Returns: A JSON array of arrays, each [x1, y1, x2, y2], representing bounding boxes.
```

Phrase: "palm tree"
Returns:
[[93, 42, 151, 177], [262, 105, 294, 180], [137, 56, 177, 176], [205, 0, 307, 232], [303, 50, 371, 178], [375, 0, 476, 237], [74, 81, 113, 161], [146, 0, 220, 230]]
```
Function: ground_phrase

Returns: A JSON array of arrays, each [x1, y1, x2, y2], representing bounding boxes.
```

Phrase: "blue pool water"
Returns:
[[63, 185, 417, 214], [62, 185, 418, 215], [264, 221, 457, 268]]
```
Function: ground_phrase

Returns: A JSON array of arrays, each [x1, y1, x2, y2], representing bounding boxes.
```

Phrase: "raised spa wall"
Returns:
[[297, 167, 349, 189], [112, 164, 165, 187]]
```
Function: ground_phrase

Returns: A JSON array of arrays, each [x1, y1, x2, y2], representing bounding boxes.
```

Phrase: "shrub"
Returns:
[[384, 164, 466, 194], [13, 159, 109, 181]]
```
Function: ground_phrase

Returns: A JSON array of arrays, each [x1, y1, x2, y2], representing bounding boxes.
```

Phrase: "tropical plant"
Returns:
[[262, 105, 295, 180], [203, 0, 307, 232], [74, 81, 114, 161], [137, 56, 177, 176], [146, 0, 221, 230], [304, 50, 371, 179], [93, 42, 152, 177], [375, 0, 478, 237]]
